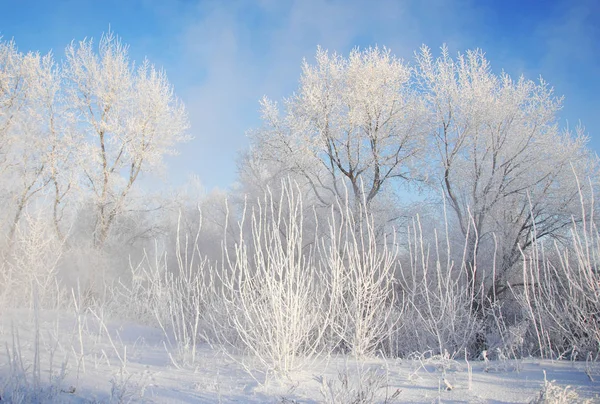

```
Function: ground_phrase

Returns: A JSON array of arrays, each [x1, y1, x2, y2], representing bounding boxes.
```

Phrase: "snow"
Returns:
[[0, 310, 598, 403]]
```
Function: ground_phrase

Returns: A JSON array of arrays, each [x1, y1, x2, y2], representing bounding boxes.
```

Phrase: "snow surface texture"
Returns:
[[0, 310, 598, 403]]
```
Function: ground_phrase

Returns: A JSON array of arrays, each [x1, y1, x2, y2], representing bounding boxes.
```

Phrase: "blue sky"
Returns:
[[2, 0, 599, 191]]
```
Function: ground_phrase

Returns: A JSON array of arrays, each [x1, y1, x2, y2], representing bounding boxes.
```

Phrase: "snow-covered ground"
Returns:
[[0, 310, 598, 403]]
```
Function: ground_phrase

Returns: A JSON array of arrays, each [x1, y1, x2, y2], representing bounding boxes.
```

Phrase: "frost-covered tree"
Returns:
[[0, 40, 77, 241], [0, 39, 38, 238], [0, 39, 23, 173], [249, 46, 427, 209], [64, 32, 190, 246], [415, 45, 597, 302]]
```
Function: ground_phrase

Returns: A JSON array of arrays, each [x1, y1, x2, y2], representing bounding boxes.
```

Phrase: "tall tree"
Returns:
[[415, 45, 597, 302], [0, 40, 76, 241], [64, 32, 190, 246], [249, 46, 427, 209], [0, 39, 23, 175]]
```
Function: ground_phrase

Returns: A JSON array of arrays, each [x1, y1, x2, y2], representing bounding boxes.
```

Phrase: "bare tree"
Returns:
[[64, 31, 190, 246], [415, 45, 597, 303], [249, 46, 427, 209]]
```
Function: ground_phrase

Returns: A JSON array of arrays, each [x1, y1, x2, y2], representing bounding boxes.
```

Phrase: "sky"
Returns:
[[1, 0, 599, 191]]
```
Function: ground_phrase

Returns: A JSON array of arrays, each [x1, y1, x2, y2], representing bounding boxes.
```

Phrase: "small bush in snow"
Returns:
[[529, 372, 591, 404]]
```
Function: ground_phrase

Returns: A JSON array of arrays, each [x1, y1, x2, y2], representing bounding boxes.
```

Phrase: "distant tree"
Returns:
[[415, 45, 597, 303], [64, 31, 190, 246], [248, 46, 427, 209]]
